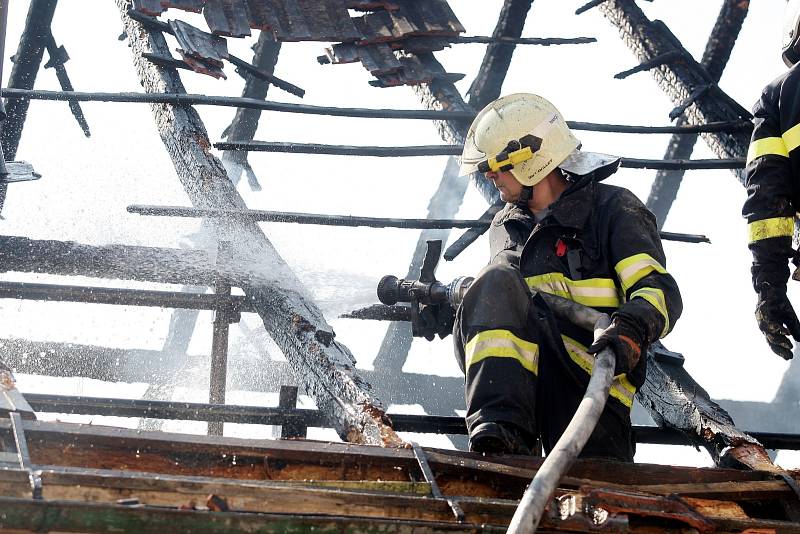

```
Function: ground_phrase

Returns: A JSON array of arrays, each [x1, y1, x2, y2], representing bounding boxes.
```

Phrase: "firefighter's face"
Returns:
[[485, 170, 522, 202]]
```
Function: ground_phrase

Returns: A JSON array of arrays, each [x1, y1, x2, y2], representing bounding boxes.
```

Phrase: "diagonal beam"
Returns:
[[598, 0, 750, 184], [1, 0, 57, 161], [373, 1, 531, 383], [646, 0, 748, 228], [153, 32, 282, 431], [221, 31, 281, 189], [0, 0, 57, 214], [112, 0, 400, 446], [466, 0, 534, 111]]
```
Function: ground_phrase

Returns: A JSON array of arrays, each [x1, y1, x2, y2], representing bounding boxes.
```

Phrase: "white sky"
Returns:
[[0, 1, 793, 467]]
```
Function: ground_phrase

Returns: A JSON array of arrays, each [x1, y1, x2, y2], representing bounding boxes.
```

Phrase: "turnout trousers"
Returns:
[[453, 263, 635, 462]]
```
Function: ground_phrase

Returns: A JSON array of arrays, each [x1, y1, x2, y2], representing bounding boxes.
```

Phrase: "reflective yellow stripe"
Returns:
[[485, 146, 534, 172], [561, 335, 635, 408], [747, 137, 788, 164], [783, 122, 800, 153], [747, 217, 794, 243], [631, 287, 669, 337], [465, 329, 539, 374], [614, 253, 667, 294], [526, 273, 621, 308]]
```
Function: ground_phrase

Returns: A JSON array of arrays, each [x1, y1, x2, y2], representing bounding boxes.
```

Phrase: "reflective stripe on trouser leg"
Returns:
[[455, 263, 538, 440]]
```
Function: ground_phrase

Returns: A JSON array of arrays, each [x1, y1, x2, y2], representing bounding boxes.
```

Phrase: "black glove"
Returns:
[[414, 302, 455, 341], [588, 313, 647, 375], [755, 285, 800, 360]]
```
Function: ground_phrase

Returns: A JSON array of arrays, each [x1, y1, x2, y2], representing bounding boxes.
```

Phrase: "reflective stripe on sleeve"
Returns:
[[747, 217, 794, 243], [525, 273, 621, 308], [465, 329, 539, 374], [783, 122, 800, 154], [747, 137, 788, 165], [630, 287, 670, 337], [614, 253, 668, 294], [561, 335, 635, 408]]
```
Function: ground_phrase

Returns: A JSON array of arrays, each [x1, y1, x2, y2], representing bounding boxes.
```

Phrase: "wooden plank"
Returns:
[[632, 479, 795, 501], [0, 496, 504, 533], [35, 467, 452, 522], [4, 420, 773, 489], [682, 497, 750, 520]]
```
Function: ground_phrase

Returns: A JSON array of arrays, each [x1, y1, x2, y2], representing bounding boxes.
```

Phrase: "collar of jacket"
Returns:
[[493, 176, 595, 230]]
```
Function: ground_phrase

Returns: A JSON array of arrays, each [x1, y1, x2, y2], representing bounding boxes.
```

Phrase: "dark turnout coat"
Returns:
[[743, 62, 800, 290], [455, 170, 682, 460]]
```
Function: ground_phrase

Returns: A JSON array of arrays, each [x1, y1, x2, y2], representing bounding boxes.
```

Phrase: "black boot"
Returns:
[[469, 422, 533, 455]]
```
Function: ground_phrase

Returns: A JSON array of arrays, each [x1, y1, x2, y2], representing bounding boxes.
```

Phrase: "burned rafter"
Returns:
[[0, 88, 756, 133], [126, 203, 710, 243], [670, 84, 713, 121], [2, 0, 57, 161], [221, 31, 281, 189], [598, 0, 751, 182], [443, 200, 505, 261], [43, 32, 90, 136], [213, 139, 745, 169], [114, 0, 401, 447], [613, 50, 682, 80], [647, 0, 749, 228]]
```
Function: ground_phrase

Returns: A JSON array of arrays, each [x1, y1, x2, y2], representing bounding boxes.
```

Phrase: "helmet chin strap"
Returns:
[[514, 185, 533, 209]]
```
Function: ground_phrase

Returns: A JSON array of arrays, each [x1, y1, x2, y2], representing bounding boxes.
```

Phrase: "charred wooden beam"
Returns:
[[214, 141, 745, 169], [127, 205, 710, 241], [0, 88, 755, 134], [444, 201, 506, 261], [0, 280, 252, 312], [647, 0, 749, 228], [639, 342, 779, 472], [598, 0, 751, 183], [453, 35, 594, 46], [221, 31, 280, 188], [208, 279, 234, 436], [1, 0, 58, 161], [466, 0, 533, 110], [114, 0, 400, 447], [44, 32, 90, 136], [0, 235, 219, 285], [614, 50, 682, 80], [128, 203, 500, 229]]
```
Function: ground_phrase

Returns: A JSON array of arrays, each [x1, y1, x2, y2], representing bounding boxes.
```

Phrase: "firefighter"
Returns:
[[741, 0, 800, 360], [455, 93, 682, 461]]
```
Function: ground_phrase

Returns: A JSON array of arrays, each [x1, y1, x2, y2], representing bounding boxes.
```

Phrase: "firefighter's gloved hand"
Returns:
[[756, 285, 800, 360], [415, 302, 455, 341], [588, 313, 646, 375]]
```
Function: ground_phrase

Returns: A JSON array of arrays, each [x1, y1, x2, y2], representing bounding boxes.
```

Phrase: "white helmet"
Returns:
[[784, 0, 800, 66], [460, 93, 617, 186]]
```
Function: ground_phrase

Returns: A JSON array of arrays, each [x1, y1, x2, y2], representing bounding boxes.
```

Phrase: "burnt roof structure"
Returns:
[[0, 0, 798, 531]]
